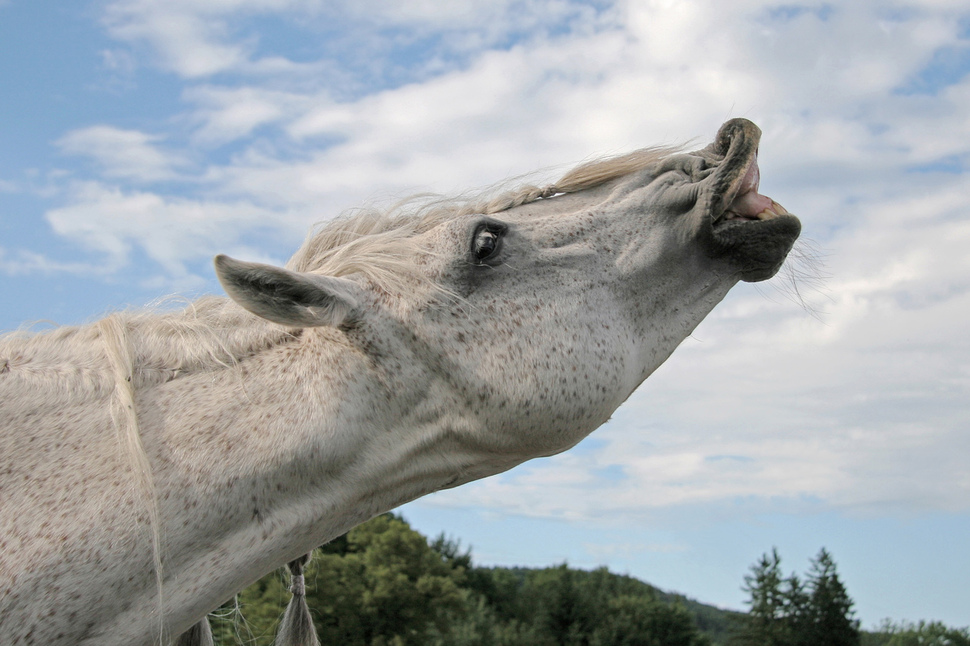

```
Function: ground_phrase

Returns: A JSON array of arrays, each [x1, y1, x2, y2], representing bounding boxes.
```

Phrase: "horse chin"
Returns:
[[710, 213, 802, 282]]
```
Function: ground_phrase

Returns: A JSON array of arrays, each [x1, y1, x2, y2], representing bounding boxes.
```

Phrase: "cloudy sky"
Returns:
[[2, 0, 969, 629]]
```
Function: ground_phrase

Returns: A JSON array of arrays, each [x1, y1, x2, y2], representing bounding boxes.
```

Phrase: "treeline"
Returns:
[[207, 515, 969, 646], [208, 513, 721, 645], [732, 548, 970, 646], [862, 620, 970, 646]]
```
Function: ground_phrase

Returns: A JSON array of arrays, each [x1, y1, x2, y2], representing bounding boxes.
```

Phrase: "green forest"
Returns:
[[204, 514, 969, 646]]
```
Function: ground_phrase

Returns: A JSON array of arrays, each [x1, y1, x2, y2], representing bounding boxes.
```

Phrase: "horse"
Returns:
[[0, 118, 800, 645]]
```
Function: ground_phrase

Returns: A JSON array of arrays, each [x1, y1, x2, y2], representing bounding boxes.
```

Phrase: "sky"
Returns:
[[1, 0, 969, 630]]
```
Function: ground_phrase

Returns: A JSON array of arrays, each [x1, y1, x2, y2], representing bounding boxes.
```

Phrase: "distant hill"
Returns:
[[654, 588, 743, 645], [208, 513, 740, 645], [467, 564, 744, 645], [206, 514, 967, 646]]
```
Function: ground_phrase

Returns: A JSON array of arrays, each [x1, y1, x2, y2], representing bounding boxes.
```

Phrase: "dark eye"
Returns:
[[471, 223, 506, 264]]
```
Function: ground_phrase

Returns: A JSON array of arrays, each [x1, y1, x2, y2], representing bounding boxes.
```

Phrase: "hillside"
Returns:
[[207, 513, 739, 645]]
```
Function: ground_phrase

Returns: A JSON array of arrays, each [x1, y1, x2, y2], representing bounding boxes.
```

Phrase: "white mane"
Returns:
[[287, 145, 677, 292], [1, 145, 677, 387]]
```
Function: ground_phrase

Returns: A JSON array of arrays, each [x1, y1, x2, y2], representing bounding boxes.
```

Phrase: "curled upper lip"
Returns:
[[709, 120, 791, 225], [698, 118, 802, 282], [718, 156, 791, 223]]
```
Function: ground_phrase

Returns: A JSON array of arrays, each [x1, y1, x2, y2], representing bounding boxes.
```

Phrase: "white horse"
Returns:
[[0, 119, 799, 645]]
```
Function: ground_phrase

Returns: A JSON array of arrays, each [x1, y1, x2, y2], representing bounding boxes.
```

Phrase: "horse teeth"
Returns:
[[754, 200, 790, 221]]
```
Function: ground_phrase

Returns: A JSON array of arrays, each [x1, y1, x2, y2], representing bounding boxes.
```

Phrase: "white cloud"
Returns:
[[101, 0, 609, 80], [0, 247, 106, 277], [100, 47, 137, 75], [56, 126, 187, 182], [89, 0, 970, 220], [103, 0, 250, 78], [44, 181, 298, 277], [183, 85, 307, 144]]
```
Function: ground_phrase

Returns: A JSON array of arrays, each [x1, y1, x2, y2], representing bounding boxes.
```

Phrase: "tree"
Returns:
[[209, 514, 467, 646], [310, 514, 468, 645], [428, 593, 544, 646], [732, 548, 791, 646], [527, 563, 595, 645], [803, 548, 860, 646], [591, 594, 711, 646], [517, 564, 712, 646], [783, 574, 811, 646], [430, 532, 473, 571], [732, 548, 861, 646]]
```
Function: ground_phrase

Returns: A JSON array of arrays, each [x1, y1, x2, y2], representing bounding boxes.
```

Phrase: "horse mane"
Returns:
[[287, 145, 678, 295], [0, 298, 293, 395], [2, 144, 677, 387]]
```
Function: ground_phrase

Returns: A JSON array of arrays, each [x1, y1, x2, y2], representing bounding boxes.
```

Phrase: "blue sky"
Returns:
[[2, 0, 970, 630]]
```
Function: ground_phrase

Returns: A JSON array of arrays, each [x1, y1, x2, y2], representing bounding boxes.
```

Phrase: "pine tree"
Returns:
[[530, 564, 592, 645], [782, 573, 811, 646], [803, 549, 860, 646], [731, 548, 861, 646], [732, 548, 790, 646]]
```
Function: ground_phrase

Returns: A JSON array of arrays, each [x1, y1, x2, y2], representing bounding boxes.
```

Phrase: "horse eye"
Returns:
[[471, 224, 505, 263], [474, 231, 497, 259]]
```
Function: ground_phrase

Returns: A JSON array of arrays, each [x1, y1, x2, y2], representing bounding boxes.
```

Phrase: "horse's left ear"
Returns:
[[214, 255, 362, 328]]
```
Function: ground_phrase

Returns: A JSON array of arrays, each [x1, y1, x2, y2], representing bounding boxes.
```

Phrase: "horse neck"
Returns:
[[0, 305, 351, 644], [139, 319, 469, 639], [2, 300, 479, 644]]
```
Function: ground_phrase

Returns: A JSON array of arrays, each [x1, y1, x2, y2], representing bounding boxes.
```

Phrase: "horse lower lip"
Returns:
[[709, 206, 801, 280]]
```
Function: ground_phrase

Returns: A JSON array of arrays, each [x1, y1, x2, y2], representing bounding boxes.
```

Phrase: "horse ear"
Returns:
[[214, 255, 361, 328]]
